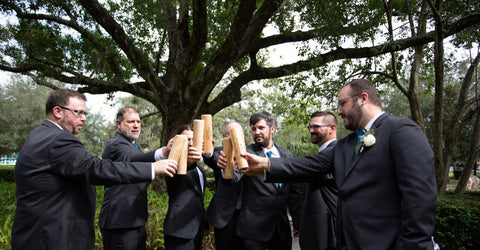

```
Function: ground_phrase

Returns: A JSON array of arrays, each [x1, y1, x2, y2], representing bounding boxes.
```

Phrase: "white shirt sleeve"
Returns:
[[150, 163, 155, 180]]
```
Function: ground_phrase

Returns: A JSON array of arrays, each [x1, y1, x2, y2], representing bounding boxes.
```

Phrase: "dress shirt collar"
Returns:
[[363, 111, 385, 131], [47, 119, 63, 130], [318, 138, 337, 152], [263, 144, 280, 158]]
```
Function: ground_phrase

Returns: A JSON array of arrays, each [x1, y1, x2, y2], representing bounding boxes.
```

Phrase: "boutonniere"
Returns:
[[362, 129, 376, 147]]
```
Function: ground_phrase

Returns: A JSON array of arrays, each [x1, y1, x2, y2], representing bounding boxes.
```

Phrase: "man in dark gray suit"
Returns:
[[242, 79, 438, 250], [300, 111, 338, 250], [163, 124, 207, 250], [100, 106, 165, 250], [236, 111, 302, 250], [203, 122, 243, 250], [12, 89, 177, 250]]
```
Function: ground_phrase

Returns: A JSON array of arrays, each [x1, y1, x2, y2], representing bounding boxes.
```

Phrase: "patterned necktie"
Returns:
[[266, 151, 281, 189], [354, 129, 366, 156], [133, 142, 139, 148]]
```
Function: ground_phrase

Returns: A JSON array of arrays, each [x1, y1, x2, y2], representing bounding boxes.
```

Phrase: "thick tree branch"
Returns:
[[196, 0, 282, 108], [192, 0, 258, 109], [0, 1, 125, 82], [78, 0, 165, 93], [210, 13, 480, 111], [188, 0, 207, 70], [453, 51, 480, 120], [240, 0, 285, 49], [253, 11, 480, 52]]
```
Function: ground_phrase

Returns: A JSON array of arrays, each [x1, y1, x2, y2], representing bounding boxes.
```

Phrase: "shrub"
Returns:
[[1, 183, 215, 250], [0, 165, 15, 182], [0, 182, 16, 249], [3, 181, 477, 250], [436, 192, 480, 250]]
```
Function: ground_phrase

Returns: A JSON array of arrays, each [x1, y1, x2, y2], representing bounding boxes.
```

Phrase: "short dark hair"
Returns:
[[174, 124, 193, 136], [345, 79, 382, 107], [116, 106, 138, 121], [45, 89, 86, 115], [311, 111, 338, 126], [249, 111, 275, 127]]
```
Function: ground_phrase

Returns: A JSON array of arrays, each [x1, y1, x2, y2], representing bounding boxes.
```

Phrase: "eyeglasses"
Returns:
[[307, 124, 331, 130], [337, 94, 361, 109], [57, 106, 88, 118]]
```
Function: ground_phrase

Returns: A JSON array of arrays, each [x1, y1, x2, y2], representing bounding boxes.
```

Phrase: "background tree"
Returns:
[[1, 0, 479, 145], [76, 112, 112, 156], [0, 77, 50, 154], [1, 0, 480, 193], [0, 77, 111, 156]]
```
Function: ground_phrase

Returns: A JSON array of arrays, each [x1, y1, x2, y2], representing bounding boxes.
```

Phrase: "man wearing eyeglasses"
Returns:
[[12, 89, 178, 250], [242, 79, 437, 250], [299, 111, 338, 250]]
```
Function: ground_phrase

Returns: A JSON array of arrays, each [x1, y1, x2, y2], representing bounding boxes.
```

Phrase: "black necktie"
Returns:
[[266, 151, 281, 189]]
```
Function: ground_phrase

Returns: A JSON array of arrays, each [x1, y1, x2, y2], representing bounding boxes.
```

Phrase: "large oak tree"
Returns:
[[1, 0, 478, 143]]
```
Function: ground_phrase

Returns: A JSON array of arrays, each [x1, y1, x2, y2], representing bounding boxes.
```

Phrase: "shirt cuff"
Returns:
[[154, 148, 165, 161], [151, 163, 155, 180], [157, 146, 167, 159]]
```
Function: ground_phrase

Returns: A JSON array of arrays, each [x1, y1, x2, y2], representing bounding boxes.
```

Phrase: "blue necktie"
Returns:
[[133, 142, 139, 148], [266, 151, 272, 158], [354, 129, 366, 156], [266, 151, 281, 189]]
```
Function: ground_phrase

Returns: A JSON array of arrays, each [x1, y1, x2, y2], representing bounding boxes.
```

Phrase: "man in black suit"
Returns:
[[299, 111, 338, 250], [100, 106, 165, 250], [163, 124, 206, 250], [236, 111, 302, 250], [203, 122, 243, 250], [12, 89, 177, 250], [242, 79, 438, 250]]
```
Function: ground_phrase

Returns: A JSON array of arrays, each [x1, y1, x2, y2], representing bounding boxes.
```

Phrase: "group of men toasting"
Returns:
[[12, 79, 438, 250]]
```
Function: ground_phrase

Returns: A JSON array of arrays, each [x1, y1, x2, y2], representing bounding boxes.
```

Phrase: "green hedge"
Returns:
[[436, 192, 480, 250], [0, 182, 215, 250], [1, 181, 479, 249], [0, 165, 15, 182]]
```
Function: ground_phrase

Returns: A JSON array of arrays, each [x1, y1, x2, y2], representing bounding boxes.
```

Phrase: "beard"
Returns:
[[60, 119, 81, 134], [120, 123, 140, 141], [311, 131, 327, 145], [254, 135, 271, 148], [344, 101, 363, 131]]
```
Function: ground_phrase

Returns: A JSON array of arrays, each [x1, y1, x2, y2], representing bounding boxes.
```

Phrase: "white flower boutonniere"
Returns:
[[362, 129, 376, 147]]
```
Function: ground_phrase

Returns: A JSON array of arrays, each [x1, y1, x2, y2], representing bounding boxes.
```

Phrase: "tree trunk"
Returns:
[[406, 0, 427, 133], [454, 111, 480, 194], [429, 0, 446, 193]]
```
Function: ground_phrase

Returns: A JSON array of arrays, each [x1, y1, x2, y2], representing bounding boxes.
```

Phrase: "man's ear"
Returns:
[[52, 106, 64, 120]]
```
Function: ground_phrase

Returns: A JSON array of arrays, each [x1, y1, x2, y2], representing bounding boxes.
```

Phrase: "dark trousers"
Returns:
[[101, 226, 146, 250], [214, 209, 242, 250], [242, 225, 291, 250], [164, 227, 203, 250]]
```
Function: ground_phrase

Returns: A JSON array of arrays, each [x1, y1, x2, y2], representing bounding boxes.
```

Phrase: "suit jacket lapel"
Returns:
[[342, 134, 357, 179], [197, 166, 206, 195], [117, 132, 142, 153], [344, 114, 388, 179], [189, 166, 201, 195], [252, 144, 279, 192]]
